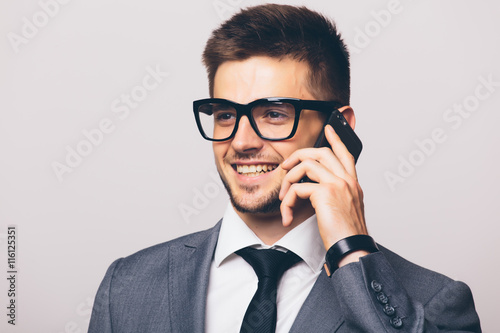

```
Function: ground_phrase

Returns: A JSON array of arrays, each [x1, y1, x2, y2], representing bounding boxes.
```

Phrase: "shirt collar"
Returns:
[[214, 203, 326, 273]]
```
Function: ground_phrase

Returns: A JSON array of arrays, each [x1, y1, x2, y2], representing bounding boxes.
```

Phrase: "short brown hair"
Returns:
[[202, 4, 350, 104]]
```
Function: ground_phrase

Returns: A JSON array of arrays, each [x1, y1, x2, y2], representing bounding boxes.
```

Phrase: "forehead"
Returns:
[[213, 56, 315, 104]]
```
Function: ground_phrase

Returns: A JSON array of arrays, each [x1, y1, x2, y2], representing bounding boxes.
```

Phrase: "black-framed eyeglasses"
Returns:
[[193, 97, 343, 141]]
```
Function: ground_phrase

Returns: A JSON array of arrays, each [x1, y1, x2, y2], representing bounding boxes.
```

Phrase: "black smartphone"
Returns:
[[300, 110, 362, 183], [314, 109, 362, 163]]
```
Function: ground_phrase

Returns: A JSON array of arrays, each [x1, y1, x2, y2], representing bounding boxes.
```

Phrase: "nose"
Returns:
[[231, 116, 264, 153]]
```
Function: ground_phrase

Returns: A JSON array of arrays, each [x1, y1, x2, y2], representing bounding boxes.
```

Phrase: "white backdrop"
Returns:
[[1, 0, 499, 332]]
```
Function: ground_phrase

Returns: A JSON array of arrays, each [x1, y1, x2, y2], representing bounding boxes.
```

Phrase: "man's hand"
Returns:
[[279, 124, 369, 266]]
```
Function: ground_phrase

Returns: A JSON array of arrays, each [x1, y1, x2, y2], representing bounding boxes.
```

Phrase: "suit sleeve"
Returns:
[[332, 252, 481, 332], [88, 258, 122, 333]]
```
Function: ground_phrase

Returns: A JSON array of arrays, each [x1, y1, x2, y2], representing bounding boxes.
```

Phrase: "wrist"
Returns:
[[324, 235, 379, 277]]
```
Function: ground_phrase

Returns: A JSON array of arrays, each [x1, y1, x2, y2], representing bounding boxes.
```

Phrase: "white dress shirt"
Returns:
[[205, 204, 326, 333]]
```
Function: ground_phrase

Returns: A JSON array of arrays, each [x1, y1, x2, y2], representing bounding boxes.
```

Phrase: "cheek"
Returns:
[[299, 128, 321, 147], [271, 143, 295, 161], [271, 139, 312, 161], [212, 142, 228, 164], [294, 116, 325, 148], [270, 117, 325, 159]]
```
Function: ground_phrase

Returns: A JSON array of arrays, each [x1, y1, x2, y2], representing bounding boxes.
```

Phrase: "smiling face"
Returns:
[[213, 56, 325, 217]]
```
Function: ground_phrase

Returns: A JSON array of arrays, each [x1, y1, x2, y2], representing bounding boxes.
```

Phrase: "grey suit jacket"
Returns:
[[88, 221, 481, 332]]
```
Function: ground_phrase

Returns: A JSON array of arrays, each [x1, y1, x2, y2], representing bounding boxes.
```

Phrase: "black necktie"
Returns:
[[236, 247, 302, 333]]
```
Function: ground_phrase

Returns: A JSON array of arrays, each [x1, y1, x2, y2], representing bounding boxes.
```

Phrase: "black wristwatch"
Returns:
[[325, 235, 379, 276]]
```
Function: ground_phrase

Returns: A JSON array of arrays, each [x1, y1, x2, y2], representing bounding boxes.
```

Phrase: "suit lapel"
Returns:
[[166, 221, 344, 333], [289, 270, 345, 333], [168, 221, 221, 333]]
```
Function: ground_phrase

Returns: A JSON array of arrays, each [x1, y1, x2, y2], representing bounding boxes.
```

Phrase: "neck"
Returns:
[[235, 201, 315, 245]]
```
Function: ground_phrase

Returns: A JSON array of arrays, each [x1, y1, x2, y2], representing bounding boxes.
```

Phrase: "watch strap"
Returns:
[[325, 235, 379, 276]]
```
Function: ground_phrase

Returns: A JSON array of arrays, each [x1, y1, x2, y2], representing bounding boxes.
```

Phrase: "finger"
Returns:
[[279, 159, 335, 200], [281, 147, 321, 170], [282, 145, 349, 180], [324, 124, 357, 179], [280, 182, 316, 227]]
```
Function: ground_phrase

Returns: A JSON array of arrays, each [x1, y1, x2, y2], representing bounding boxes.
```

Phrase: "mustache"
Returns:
[[224, 152, 283, 164]]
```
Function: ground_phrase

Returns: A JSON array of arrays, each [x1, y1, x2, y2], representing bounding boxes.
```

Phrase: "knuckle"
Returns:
[[319, 147, 332, 155], [337, 178, 349, 191], [324, 183, 337, 194], [344, 176, 357, 188], [288, 182, 299, 193], [302, 158, 316, 168]]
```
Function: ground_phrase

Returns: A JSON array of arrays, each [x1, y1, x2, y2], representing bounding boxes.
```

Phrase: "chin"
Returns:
[[224, 181, 282, 215], [230, 193, 282, 214]]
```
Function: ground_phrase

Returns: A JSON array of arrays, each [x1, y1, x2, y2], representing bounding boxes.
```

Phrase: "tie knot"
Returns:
[[236, 247, 302, 280]]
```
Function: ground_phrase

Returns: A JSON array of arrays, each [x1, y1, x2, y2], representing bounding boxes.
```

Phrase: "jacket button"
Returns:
[[390, 316, 403, 328], [371, 280, 383, 292], [376, 292, 389, 304], [383, 304, 396, 316]]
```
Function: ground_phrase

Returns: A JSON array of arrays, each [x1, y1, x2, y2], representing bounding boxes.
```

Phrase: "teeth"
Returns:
[[236, 164, 277, 176]]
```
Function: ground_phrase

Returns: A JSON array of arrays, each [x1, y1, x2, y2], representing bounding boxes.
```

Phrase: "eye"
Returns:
[[255, 102, 294, 121], [215, 112, 236, 121], [265, 110, 288, 119]]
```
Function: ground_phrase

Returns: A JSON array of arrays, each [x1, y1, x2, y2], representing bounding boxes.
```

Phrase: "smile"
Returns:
[[234, 164, 278, 177]]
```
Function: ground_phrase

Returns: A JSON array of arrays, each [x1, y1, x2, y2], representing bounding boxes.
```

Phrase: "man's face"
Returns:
[[213, 56, 325, 216]]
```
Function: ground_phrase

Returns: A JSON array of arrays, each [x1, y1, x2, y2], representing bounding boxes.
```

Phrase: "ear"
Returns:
[[338, 106, 356, 129]]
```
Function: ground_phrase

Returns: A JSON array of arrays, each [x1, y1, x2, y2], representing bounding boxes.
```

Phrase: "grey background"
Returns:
[[1, 0, 498, 332]]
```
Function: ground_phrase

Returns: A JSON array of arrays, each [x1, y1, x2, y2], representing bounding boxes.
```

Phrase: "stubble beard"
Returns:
[[218, 171, 282, 214]]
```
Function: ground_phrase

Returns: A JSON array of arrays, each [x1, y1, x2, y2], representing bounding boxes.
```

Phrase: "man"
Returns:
[[89, 4, 481, 332]]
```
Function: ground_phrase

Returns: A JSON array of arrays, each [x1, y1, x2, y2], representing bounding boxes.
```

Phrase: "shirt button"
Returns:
[[383, 304, 396, 316], [371, 280, 383, 292], [390, 316, 403, 328], [376, 292, 389, 304]]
